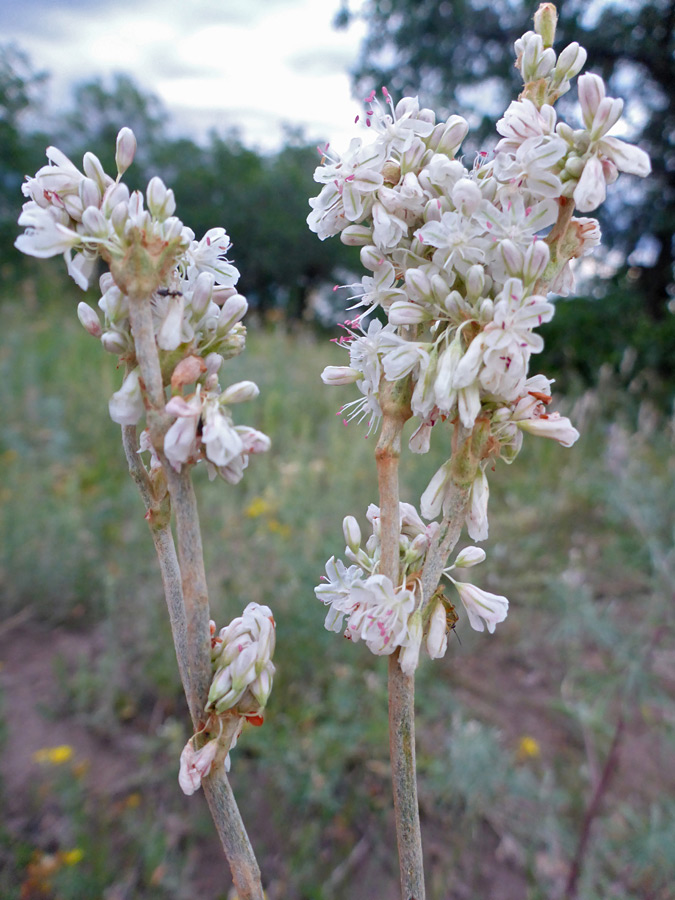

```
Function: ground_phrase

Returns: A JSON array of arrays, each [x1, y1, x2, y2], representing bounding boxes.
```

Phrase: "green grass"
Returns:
[[0, 278, 674, 899]]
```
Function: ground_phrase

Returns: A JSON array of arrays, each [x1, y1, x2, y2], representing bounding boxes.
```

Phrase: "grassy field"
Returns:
[[1, 276, 674, 900]]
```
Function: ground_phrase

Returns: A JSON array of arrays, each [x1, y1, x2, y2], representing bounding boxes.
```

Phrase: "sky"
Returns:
[[0, 0, 368, 152]]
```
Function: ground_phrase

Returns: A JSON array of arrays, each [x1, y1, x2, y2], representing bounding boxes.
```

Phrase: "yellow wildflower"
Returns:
[[62, 848, 84, 866], [244, 496, 272, 518], [125, 792, 141, 809], [32, 745, 74, 765], [517, 735, 541, 760]]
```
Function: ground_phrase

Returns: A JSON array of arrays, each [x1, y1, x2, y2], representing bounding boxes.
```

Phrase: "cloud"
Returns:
[[287, 48, 359, 77]]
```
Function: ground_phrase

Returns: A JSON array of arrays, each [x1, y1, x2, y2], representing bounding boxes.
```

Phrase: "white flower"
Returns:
[[201, 402, 244, 468], [164, 392, 202, 470], [400, 610, 423, 674], [208, 602, 276, 715], [365, 90, 435, 155], [179, 738, 219, 796], [348, 573, 416, 655], [426, 599, 449, 660], [315, 556, 366, 632], [415, 210, 488, 277], [15, 203, 81, 258], [186, 228, 240, 286], [453, 279, 553, 401], [452, 581, 509, 633], [496, 100, 557, 154], [493, 134, 566, 198], [108, 368, 145, 425]]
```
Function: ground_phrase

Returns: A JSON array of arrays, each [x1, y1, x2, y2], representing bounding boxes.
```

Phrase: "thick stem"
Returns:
[[124, 294, 264, 899], [387, 653, 425, 900], [375, 378, 425, 900], [121, 424, 195, 720], [203, 774, 264, 898], [163, 466, 212, 718]]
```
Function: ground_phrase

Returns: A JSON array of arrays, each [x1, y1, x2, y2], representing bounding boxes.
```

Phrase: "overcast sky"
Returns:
[[0, 0, 367, 152]]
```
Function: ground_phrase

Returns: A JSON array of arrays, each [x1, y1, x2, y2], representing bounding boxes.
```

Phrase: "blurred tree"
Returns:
[[2, 53, 356, 319], [0, 45, 49, 272], [59, 74, 169, 188], [336, 0, 674, 325], [166, 131, 358, 319]]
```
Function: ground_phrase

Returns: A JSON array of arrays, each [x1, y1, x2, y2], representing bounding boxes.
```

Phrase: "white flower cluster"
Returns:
[[315, 503, 508, 674], [310, 19, 650, 528], [179, 603, 276, 796], [207, 602, 276, 718], [16, 128, 270, 483], [309, 9, 650, 669]]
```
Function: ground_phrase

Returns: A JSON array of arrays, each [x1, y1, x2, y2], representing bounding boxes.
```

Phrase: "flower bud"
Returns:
[[82, 151, 110, 192], [110, 201, 129, 236], [101, 181, 130, 218], [406, 533, 429, 565], [578, 73, 606, 129], [109, 368, 144, 425], [81, 205, 110, 240], [454, 546, 487, 568], [534, 2, 558, 48], [79, 176, 101, 211], [99, 271, 114, 292], [405, 267, 432, 302], [388, 300, 430, 325], [360, 245, 384, 271], [340, 224, 373, 246], [205, 352, 223, 377], [115, 127, 137, 176], [160, 215, 184, 241], [400, 611, 423, 675], [451, 178, 481, 215], [430, 115, 469, 156], [221, 380, 260, 404], [426, 599, 448, 659], [218, 293, 248, 333], [178, 738, 218, 796], [564, 154, 586, 178], [191, 271, 215, 315], [248, 666, 274, 709], [101, 330, 129, 355], [146, 176, 176, 220], [77, 301, 102, 337], [171, 355, 206, 390], [212, 284, 237, 306], [321, 365, 360, 385], [500, 239, 524, 277], [522, 240, 550, 284], [590, 96, 623, 142], [553, 42, 587, 82], [342, 515, 362, 553], [465, 265, 485, 301]]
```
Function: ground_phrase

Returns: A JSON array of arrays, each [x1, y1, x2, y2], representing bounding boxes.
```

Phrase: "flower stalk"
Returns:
[[375, 377, 424, 899], [15, 131, 271, 900], [308, 3, 650, 895]]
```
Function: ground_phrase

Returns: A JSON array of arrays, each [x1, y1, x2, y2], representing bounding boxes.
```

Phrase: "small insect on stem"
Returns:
[[433, 585, 461, 644], [156, 288, 183, 298]]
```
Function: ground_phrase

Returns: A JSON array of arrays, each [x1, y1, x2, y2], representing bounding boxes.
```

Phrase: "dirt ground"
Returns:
[[2, 613, 673, 900]]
